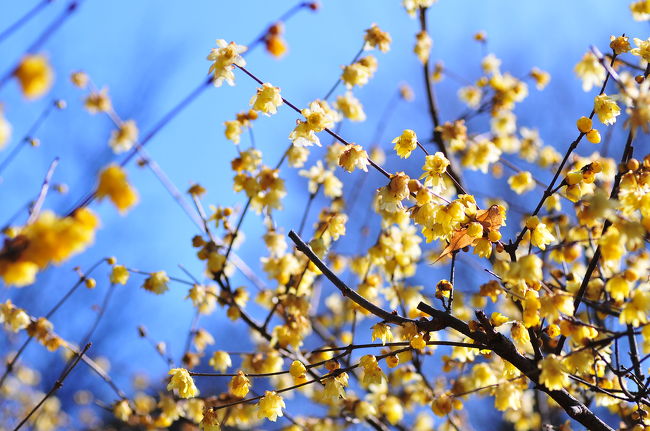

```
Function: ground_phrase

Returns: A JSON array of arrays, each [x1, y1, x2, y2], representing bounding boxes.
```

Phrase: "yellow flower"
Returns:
[[167, 368, 199, 398], [620, 288, 650, 326], [14, 54, 53, 99], [206, 39, 247, 87], [142, 271, 170, 294], [264, 23, 287, 58], [371, 323, 393, 345], [410, 333, 426, 350], [631, 37, 650, 62], [494, 382, 521, 411], [414, 31, 432, 64], [334, 92, 366, 122], [364, 24, 391, 52], [420, 152, 449, 189], [538, 354, 569, 391], [299, 161, 342, 198], [380, 396, 404, 424], [437, 120, 467, 151], [525, 216, 555, 250], [84, 88, 112, 114], [574, 52, 605, 92], [593, 94, 621, 125], [360, 354, 385, 386], [0, 209, 98, 287], [392, 129, 418, 159], [630, 0, 650, 20], [229, 370, 251, 398], [490, 312, 509, 327], [530, 67, 551, 90], [341, 63, 371, 89], [287, 144, 309, 168], [110, 265, 130, 285], [338, 144, 369, 172], [508, 171, 535, 194], [354, 400, 377, 419], [605, 276, 630, 302], [0, 300, 30, 332], [323, 373, 348, 399], [70, 71, 89, 88], [461, 139, 501, 173], [249, 83, 283, 116], [224, 120, 243, 145], [257, 391, 285, 422], [113, 400, 132, 422], [482, 53, 501, 75], [0, 109, 12, 150], [491, 111, 516, 136], [431, 393, 452, 416], [540, 292, 574, 323], [109, 120, 138, 153], [193, 328, 215, 353], [96, 164, 139, 213], [289, 100, 338, 147], [208, 351, 232, 373], [403, 0, 437, 17], [289, 360, 307, 382], [523, 289, 541, 328], [609, 35, 631, 54], [458, 86, 482, 108], [200, 408, 221, 431]]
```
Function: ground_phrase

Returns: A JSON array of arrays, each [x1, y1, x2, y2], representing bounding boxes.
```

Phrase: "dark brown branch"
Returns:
[[13, 343, 91, 431], [417, 302, 614, 431], [289, 230, 414, 326], [418, 7, 465, 194]]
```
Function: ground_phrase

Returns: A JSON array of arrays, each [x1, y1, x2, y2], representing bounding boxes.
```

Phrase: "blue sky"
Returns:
[[0, 0, 646, 427]]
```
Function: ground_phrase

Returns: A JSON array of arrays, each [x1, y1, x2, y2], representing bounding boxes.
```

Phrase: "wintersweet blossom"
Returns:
[[257, 391, 285, 422], [14, 54, 53, 99], [574, 52, 605, 92], [538, 355, 569, 391], [364, 24, 392, 52], [249, 83, 283, 115], [143, 271, 170, 294], [593, 94, 621, 125], [109, 120, 138, 153], [96, 164, 139, 213], [631, 37, 650, 62], [392, 129, 418, 159], [207, 39, 247, 87], [167, 368, 199, 398], [338, 144, 369, 172]]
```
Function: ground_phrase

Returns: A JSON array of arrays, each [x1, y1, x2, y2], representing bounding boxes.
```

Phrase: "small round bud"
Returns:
[[53, 183, 68, 194], [84, 278, 96, 289], [576, 116, 593, 133], [325, 359, 340, 371], [627, 158, 640, 171], [488, 230, 502, 242], [566, 171, 583, 185], [408, 179, 422, 193], [386, 355, 399, 368], [586, 129, 601, 144]]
